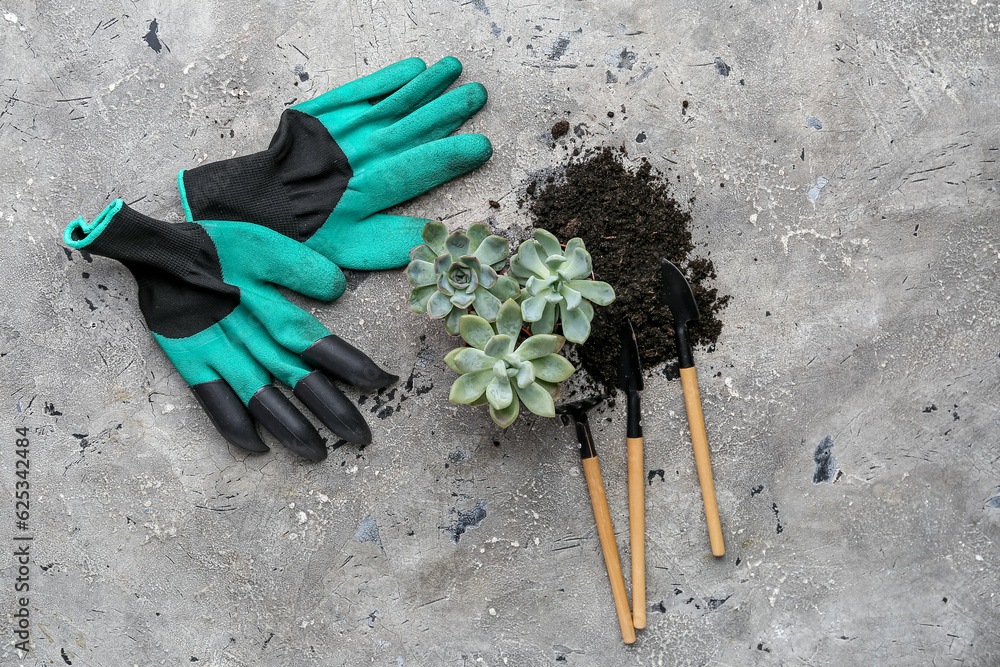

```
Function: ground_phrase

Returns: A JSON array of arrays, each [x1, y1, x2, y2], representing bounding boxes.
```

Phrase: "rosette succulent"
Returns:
[[405, 222, 520, 335], [510, 229, 615, 343], [445, 299, 576, 428]]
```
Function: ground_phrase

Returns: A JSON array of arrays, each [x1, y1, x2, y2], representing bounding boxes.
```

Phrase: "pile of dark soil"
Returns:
[[521, 146, 729, 393]]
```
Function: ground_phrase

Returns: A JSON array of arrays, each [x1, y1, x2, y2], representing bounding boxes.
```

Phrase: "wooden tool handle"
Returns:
[[626, 436, 646, 628], [679, 366, 725, 557], [581, 456, 636, 644]]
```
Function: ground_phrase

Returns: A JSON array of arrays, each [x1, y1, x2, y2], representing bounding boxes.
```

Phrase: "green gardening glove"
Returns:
[[177, 56, 492, 270], [64, 200, 398, 461]]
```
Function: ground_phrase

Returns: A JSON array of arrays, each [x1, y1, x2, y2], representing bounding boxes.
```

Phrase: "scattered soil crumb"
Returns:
[[521, 146, 730, 392], [550, 120, 570, 140]]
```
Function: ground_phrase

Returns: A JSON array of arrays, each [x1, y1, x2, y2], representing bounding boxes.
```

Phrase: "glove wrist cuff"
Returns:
[[64, 200, 208, 269], [62, 200, 241, 338], [177, 109, 351, 242]]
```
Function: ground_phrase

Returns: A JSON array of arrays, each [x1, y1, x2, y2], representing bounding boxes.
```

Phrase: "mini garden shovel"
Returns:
[[618, 318, 646, 628], [660, 259, 725, 557]]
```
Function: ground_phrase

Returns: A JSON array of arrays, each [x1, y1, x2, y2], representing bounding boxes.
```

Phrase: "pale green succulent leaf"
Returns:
[[486, 375, 514, 409], [410, 244, 438, 263], [568, 280, 615, 306], [408, 284, 437, 314], [443, 347, 463, 372], [446, 231, 471, 257], [461, 255, 483, 274], [434, 253, 451, 275], [444, 308, 464, 336], [560, 303, 591, 343], [489, 274, 520, 302], [467, 223, 490, 251], [470, 393, 490, 406], [405, 260, 437, 287], [515, 381, 556, 418], [427, 290, 454, 319], [536, 379, 560, 400], [422, 222, 449, 254], [484, 334, 511, 359], [459, 315, 495, 349], [521, 295, 547, 323], [531, 353, 576, 383], [515, 362, 535, 388], [515, 240, 550, 278], [478, 265, 498, 290], [545, 255, 566, 273], [564, 237, 586, 255], [450, 291, 476, 309], [472, 235, 509, 268], [531, 302, 557, 335], [563, 247, 592, 280], [509, 253, 529, 279], [490, 398, 519, 428], [472, 286, 501, 321], [495, 298, 522, 339], [562, 286, 583, 310], [449, 370, 493, 404], [514, 334, 564, 361], [533, 229, 563, 258], [437, 273, 455, 296]]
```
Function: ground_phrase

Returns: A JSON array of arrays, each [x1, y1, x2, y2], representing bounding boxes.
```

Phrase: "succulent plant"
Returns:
[[445, 299, 576, 428], [509, 229, 615, 343], [406, 222, 521, 335]]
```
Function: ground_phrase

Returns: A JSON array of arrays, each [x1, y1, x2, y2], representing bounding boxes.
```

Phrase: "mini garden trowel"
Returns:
[[556, 396, 636, 645], [618, 318, 646, 628], [660, 258, 725, 557]]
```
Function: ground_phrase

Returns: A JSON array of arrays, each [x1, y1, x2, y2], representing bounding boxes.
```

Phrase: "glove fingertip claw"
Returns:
[[294, 371, 373, 446], [302, 335, 398, 392], [192, 380, 270, 453], [248, 385, 328, 461]]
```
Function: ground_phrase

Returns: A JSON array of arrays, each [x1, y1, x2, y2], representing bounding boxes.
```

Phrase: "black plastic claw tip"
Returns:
[[191, 380, 269, 453], [247, 385, 327, 461], [302, 335, 398, 392], [293, 371, 373, 446]]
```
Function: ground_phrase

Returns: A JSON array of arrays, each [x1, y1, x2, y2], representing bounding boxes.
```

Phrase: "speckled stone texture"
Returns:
[[1, 1, 998, 665]]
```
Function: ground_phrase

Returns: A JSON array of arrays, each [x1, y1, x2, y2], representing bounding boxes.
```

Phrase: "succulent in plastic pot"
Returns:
[[444, 299, 576, 428], [405, 222, 520, 335], [510, 229, 615, 343]]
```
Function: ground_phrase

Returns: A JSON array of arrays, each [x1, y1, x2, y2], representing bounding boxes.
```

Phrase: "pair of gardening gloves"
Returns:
[[63, 57, 492, 461]]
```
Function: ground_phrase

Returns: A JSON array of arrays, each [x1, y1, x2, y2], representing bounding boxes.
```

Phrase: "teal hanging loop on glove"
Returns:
[[64, 200, 397, 460], [177, 56, 492, 270]]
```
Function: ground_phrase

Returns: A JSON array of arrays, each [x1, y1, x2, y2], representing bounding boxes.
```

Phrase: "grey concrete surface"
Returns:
[[1, 0, 999, 665]]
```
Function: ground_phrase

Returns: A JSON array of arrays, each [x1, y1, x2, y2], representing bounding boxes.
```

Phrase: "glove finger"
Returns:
[[216, 309, 329, 457], [294, 371, 373, 446], [158, 319, 326, 459], [238, 287, 332, 356], [201, 220, 347, 302], [363, 56, 464, 124], [303, 334, 399, 391], [191, 380, 269, 453], [314, 213, 427, 270], [372, 82, 487, 156], [340, 133, 493, 219], [293, 57, 427, 116], [247, 386, 327, 461], [222, 308, 370, 447]]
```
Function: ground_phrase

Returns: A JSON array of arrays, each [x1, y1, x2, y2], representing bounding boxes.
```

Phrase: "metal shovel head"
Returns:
[[617, 318, 644, 393], [660, 258, 700, 326]]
